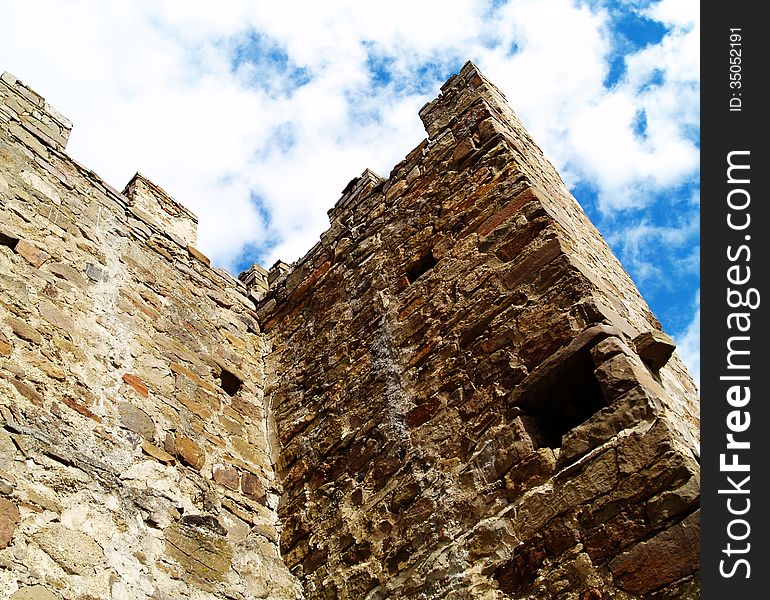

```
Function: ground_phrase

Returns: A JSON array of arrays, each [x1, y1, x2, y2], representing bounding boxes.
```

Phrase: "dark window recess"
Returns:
[[0, 231, 19, 249], [219, 369, 243, 397], [514, 348, 606, 449], [405, 251, 437, 285]]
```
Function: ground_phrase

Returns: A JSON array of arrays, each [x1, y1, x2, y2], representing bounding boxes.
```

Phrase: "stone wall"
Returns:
[[1, 73, 301, 599], [1, 63, 700, 600], [257, 62, 700, 599]]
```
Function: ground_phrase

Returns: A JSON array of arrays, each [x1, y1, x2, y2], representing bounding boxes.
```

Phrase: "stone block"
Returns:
[[14, 238, 50, 267], [609, 510, 700, 595], [118, 401, 155, 439], [0, 330, 12, 355], [165, 519, 232, 582], [634, 329, 677, 370], [0, 497, 19, 548], [122, 373, 149, 396], [9, 586, 60, 600], [187, 244, 210, 267], [141, 440, 175, 464], [175, 434, 206, 470], [4, 316, 42, 344], [33, 524, 106, 575]]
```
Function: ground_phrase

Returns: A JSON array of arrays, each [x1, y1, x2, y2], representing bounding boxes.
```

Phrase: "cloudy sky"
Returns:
[[1, 0, 699, 384]]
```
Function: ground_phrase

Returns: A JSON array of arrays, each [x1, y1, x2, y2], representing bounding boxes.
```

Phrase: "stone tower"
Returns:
[[0, 63, 699, 600]]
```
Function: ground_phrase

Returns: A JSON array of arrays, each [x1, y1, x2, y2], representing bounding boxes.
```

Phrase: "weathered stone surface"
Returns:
[[9, 586, 60, 600], [0, 497, 20, 548], [609, 510, 700, 595], [14, 238, 50, 267], [34, 524, 106, 575], [1, 72, 301, 599], [634, 329, 677, 370], [118, 401, 155, 439], [164, 520, 233, 582], [175, 434, 206, 470], [258, 62, 699, 600]]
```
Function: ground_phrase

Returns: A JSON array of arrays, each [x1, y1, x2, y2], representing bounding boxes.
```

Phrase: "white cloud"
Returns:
[[1, 0, 699, 277], [607, 214, 699, 287]]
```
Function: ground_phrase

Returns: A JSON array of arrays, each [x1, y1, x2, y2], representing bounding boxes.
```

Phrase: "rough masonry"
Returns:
[[1, 63, 699, 600]]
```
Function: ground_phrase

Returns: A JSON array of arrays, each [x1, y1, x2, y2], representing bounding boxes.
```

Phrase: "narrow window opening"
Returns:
[[515, 348, 606, 448], [405, 251, 437, 285], [220, 368, 243, 397]]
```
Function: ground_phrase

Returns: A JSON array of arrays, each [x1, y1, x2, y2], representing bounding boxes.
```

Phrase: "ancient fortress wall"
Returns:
[[1, 64, 699, 600], [0, 72, 301, 599], [257, 63, 700, 599]]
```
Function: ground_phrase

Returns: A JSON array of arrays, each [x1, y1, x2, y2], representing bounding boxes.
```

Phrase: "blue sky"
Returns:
[[1, 0, 699, 383]]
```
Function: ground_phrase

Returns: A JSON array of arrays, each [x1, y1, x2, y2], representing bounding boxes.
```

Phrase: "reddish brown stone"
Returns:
[[14, 238, 50, 267], [213, 465, 240, 491], [405, 397, 441, 427], [476, 188, 539, 237], [241, 472, 265, 500], [493, 218, 550, 263], [61, 396, 102, 422], [175, 435, 206, 470], [0, 498, 20, 548], [452, 137, 475, 164], [501, 237, 563, 290], [122, 373, 149, 396]]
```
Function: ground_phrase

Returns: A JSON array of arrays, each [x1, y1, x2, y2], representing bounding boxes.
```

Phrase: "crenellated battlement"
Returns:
[[123, 172, 199, 247]]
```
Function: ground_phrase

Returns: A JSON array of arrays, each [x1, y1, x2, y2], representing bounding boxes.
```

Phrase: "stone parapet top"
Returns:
[[327, 168, 384, 222], [122, 172, 199, 248], [0, 71, 72, 152], [124, 172, 198, 223], [418, 60, 510, 139]]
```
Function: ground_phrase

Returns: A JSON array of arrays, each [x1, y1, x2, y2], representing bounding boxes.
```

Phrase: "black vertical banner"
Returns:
[[701, 1, 769, 597]]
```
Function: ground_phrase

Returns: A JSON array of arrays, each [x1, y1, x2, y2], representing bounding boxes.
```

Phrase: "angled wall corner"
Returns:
[[257, 61, 700, 599]]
